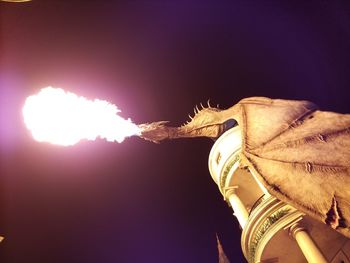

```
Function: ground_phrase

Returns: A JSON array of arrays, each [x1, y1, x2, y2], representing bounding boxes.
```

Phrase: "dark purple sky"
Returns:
[[1, 1, 350, 262]]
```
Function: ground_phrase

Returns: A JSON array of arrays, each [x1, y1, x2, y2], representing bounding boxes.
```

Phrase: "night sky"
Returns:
[[1, 1, 350, 263]]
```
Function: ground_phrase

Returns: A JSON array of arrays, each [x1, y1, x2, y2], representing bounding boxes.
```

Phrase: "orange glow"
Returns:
[[23, 87, 140, 146], [0, 0, 32, 2]]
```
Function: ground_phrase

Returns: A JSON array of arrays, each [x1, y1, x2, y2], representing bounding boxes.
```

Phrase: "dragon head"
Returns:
[[139, 101, 237, 143]]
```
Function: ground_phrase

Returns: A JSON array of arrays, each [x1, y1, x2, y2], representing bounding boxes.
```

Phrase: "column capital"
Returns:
[[289, 222, 306, 239], [283, 216, 304, 238], [223, 186, 239, 200]]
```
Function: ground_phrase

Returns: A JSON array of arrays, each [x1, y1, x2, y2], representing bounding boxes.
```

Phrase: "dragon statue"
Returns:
[[139, 97, 350, 238]]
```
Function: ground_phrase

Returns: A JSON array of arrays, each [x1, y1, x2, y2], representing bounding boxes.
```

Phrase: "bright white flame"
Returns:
[[23, 87, 140, 146]]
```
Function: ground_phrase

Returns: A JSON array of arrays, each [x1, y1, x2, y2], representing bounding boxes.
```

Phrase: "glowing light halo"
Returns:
[[0, 0, 32, 2], [23, 87, 140, 146]]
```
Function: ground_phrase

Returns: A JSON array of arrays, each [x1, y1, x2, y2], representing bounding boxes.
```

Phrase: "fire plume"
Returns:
[[23, 87, 140, 146]]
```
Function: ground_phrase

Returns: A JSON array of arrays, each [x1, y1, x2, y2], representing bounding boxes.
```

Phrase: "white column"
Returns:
[[250, 170, 270, 195], [289, 223, 328, 263], [224, 187, 249, 228]]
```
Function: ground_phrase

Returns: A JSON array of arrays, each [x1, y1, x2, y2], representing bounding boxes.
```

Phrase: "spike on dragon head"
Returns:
[[182, 101, 221, 127], [139, 100, 237, 143]]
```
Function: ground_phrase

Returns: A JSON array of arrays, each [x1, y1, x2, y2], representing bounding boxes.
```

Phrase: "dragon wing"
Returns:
[[232, 97, 350, 238]]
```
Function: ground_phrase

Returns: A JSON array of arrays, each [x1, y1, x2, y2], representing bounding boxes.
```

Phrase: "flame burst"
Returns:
[[23, 87, 140, 146]]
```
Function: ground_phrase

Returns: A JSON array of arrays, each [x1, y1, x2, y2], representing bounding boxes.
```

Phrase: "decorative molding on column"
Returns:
[[241, 196, 304, 263], [289, 222, 306, 239], [283, 216, 304, 238], [223, 185, 238, 201], [220, 155, 240, 192], [208, 126, 242, 192]]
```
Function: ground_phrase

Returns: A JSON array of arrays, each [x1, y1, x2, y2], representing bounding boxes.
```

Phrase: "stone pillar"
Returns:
[[250, 170, 270, 195], [224, 187, 249, 228], [289, 223, 328, 263]]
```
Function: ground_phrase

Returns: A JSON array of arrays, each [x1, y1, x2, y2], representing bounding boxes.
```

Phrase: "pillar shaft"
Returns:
[[225, 188, 249, 228], [290, 224, 328, 263], [250, 170, 270, 195]]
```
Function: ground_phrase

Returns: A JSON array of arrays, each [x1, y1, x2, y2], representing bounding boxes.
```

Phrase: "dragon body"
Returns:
[[140, 97, 350, 238]]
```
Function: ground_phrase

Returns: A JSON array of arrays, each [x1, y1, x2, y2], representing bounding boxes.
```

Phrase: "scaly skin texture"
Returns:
[[139, 97, 350, 238], [139, 102, 231, 142]]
